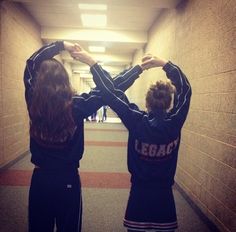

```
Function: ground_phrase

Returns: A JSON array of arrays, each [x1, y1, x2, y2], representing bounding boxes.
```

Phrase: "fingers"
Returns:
[[142, 54, 153, 62], [70, 51, 85, 61], [141, 62, 152, 70], [71, 51, 80, 56], [64, 41, 83, 61], [70, 51, 79, 60], [70, 49, 96, 66], [141, 54, 155, 70], [74, 43, 83, 51], [67, 42, 94, 65]]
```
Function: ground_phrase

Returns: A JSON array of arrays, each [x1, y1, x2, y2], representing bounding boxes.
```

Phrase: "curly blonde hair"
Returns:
[[145, 80, 176, 112]]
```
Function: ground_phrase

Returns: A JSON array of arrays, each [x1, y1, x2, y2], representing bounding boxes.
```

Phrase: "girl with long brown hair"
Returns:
[[24, 41, 144, 232]]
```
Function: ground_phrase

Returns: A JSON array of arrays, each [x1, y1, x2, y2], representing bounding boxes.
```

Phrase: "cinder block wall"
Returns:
[[0, 1, 42, 167], [0, 2, 88, 168], [126, 48, 146, 108], [0, 2, 91, 168], [0, 3, 2, 168], [131, 0, 236, 231]]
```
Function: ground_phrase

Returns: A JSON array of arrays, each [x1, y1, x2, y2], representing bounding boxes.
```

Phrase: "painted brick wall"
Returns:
[[0, 0, 235, 230], [0, 4, 3, 168], [126, 48, 146, 108], [0, 2, 90, 168], [0, 1, 42, 167], [131, 0, 235, 231]]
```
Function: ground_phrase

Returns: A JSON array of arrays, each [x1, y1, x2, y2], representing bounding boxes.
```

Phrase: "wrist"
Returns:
[[161, 60, 168, 67], [58, 41, 65, 51], [152, 56, 168, 67], [159, 59, 168, 67], [63, 41, 74, 52], [139, 64, 144, 71], [87, 59, 97, 67]]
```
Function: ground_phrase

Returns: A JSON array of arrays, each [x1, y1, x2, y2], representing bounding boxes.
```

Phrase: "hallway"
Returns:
[[0, 1, 235, 231], [0, 121, 214, 232]]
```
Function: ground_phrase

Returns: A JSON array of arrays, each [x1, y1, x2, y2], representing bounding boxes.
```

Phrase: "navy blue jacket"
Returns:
[[23, 41, 143, 169], [91, 62, 192, 186]]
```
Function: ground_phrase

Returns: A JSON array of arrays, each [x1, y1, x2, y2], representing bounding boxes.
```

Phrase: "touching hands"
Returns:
[[72, 44, 97, 67], [63, 41, 77, 53], [64, 41, 167, 69], [141, 54, 168, 70], [64, 41, 96, 67]]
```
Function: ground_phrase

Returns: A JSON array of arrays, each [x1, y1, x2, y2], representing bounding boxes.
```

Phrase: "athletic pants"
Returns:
[[28, 168, 82, 232]]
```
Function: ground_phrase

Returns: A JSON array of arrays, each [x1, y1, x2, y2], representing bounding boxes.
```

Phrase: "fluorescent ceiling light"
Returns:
[[89, 46, 106, 53], [81, 14, 107, 27], [78, 4, 107, 11]]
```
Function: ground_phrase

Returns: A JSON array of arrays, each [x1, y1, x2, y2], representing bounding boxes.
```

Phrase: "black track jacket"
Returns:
[[23, 41, 143, 169], [90, 62, 192, 186]]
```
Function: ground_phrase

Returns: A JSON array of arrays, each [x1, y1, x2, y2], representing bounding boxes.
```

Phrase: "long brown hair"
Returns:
[[29, 58, 76, 145], [146, 80, 176, 113]]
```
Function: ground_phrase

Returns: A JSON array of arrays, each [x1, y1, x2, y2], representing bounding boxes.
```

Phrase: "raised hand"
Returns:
[[70, 44, 97, 67], [141, 54, 168, 70], [63, 41, 77, 53]]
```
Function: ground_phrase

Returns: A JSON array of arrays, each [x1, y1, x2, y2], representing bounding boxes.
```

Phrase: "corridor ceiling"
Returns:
[[12, 0, 181, 87]]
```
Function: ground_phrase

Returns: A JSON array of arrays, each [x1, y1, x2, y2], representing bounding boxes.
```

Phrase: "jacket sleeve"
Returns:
[[23, 41, 65, 106], [72, 91, 103, 119], [91, 65, 143, 97], [163, 62, 192, 129], [75, 65, 143, 118], [112, 65, 143, 91], [90, 63, 144, 130]]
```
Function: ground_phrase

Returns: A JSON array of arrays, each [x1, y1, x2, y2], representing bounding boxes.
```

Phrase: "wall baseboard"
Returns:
[[0, 153, 224, 232], [174, 183, 220, 232], [0, 151, 29, 173]]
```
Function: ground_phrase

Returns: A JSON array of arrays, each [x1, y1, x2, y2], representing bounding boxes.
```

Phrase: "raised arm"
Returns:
[[23, 41, 104, 119], [85, 65, 143, 107], [91, 63, 146, 130], [141, 54, 192, 128], [24, 41, 76, 105], [24, 41, 75, 89], [112, 65, 143, 91], [163, 61, 192, 128], [70, 45, 145, 129], [71, 44, 143, 92]]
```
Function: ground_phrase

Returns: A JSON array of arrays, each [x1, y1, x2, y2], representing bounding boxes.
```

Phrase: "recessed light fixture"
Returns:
[[89, 46, 106, 53], [78, 3, 107, 11], [81, 14, 107, 27]]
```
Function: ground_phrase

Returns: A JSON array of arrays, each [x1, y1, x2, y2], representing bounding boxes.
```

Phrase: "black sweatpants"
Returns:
[[28, 168, 82, 232]]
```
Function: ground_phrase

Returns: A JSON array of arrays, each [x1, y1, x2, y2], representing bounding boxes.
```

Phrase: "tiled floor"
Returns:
[[0, 121, 214, 232]]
